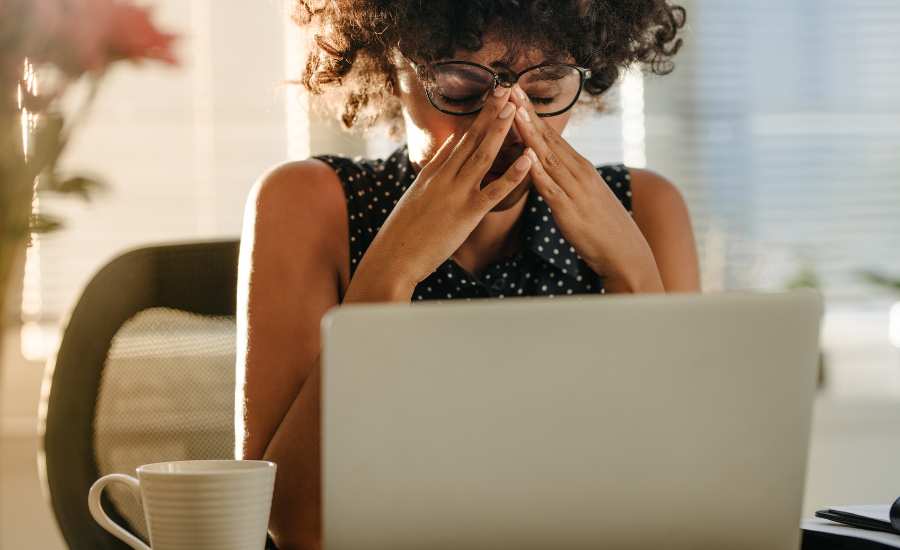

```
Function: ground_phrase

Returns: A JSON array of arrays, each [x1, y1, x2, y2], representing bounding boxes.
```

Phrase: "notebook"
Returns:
[[816, 499, 900, 534], [805, 498, 900, 549]]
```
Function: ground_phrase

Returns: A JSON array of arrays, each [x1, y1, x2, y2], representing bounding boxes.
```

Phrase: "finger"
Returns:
[[418, 132, 461, 179], [477, 151, 531, 210], [443, 86, 513, 174], [510, 85, 578, 185], [511, 85, 585, 163], [456, 100, 517, 184], [526, 147, 571, 203]]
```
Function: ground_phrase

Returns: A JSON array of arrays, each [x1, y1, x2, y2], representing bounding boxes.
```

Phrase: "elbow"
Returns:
[[266, 472, 322, 550]]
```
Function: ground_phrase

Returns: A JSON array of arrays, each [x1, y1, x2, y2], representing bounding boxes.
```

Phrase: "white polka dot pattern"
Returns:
[[314, 145, 633, 302]]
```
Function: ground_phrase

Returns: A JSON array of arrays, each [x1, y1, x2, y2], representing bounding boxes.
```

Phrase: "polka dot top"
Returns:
[[313, 145, 633, 302]]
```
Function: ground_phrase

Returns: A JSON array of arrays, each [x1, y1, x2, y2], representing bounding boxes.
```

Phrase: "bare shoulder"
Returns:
[[627, 168, 689, 220], [244, 159, 347, 267], [626, 168, 701, 292], [247, 159, 345, 234]]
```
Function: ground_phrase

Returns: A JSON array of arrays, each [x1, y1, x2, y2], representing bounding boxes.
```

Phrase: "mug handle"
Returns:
[[88, 474, 151, 550]]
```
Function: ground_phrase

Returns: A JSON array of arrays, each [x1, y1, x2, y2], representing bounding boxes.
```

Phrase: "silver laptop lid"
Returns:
[[322, 290, 823, 550]]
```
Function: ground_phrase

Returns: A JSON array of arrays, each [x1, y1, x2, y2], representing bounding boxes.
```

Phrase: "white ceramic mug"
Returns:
[[88, 459, 276, 550]]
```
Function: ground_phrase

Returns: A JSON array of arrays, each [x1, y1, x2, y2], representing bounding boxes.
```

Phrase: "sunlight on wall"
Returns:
[[190, 0, 216, 235], [620, 68, 646, 169], [284, 4, 311, 160], [890, 302, 900, 349], [20, 206, 53, 362]]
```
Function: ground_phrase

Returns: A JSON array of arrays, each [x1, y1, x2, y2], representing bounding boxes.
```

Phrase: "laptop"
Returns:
[[320, 289, 824, 550]]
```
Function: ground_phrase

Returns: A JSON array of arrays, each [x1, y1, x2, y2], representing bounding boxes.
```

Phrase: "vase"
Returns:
[[0, 242, 28, 425]]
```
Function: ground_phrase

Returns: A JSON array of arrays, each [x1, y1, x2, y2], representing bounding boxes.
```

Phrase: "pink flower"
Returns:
[[68, 0, 179, 73], [106, 3, 178, 65], [19, 0, 178, 76]]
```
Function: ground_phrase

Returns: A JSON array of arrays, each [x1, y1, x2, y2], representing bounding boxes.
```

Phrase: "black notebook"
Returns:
[[815, 498, 900, 535]]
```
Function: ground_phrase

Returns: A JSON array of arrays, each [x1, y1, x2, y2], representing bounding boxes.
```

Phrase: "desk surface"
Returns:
[[804, 520, 900, 550]]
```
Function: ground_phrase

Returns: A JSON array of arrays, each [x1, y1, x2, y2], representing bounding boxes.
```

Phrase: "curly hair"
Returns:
[[293, 0, 686, 134]]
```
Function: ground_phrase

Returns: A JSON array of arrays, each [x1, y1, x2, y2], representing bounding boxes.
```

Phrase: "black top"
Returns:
[[314, 145, 633, 301]]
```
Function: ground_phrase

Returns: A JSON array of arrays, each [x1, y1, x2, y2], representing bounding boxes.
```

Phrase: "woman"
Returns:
[[238, 1, 700, 548]]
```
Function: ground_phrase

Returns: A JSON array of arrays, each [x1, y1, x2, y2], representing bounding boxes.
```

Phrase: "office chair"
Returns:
[[37, 240, 278, 549]]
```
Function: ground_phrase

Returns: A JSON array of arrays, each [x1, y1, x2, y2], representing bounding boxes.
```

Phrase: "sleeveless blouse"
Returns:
[[314, 145, 633, 301]]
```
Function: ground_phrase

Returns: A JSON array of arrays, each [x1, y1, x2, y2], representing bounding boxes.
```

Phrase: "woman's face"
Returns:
[[394, 39, 575, 211]]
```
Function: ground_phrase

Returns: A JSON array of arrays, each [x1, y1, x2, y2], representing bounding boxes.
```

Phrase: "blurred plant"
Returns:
[[859, 270, 900, 294], [785, 263, 821, 291], [784, 260, 826, 387], [0, 0, 178, 360]]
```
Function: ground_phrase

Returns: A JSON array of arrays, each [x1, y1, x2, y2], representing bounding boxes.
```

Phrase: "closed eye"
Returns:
[[437, 92, 483, 105], [435, 90, 556, 107], [529, 96, 557, 105]]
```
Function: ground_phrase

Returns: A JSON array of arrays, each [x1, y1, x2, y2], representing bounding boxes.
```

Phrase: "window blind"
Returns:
[[643, 0, 900, 297]]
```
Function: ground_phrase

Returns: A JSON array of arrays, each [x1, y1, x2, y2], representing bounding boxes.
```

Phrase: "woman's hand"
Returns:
[[347, 87, 533, 301], [509, 85, 664, 293]]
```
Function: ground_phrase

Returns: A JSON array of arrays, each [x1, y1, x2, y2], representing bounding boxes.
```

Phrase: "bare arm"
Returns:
[[236, 160, 412, 550], [237, 160, 345, 463]]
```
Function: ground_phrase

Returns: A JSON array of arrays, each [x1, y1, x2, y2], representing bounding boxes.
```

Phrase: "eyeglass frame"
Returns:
[[418, 59, 593, 118]]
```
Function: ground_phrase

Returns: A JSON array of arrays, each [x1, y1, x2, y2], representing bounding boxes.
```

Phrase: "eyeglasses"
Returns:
[[421, 60, 592, 118]]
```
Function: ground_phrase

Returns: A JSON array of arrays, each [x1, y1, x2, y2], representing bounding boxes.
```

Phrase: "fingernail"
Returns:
[[498, 102, 515, 119], [517, 105, 530, 122], [493, 86, 508, 98], [526, 148, 538, 162], [515, 155, 531, 170], [515, 85, 527, 101]]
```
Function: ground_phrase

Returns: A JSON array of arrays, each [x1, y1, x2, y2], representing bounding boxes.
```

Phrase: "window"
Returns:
[[644, 0, 900, 297], [20, 1, 290, 360], [642, 0, 900, 402]]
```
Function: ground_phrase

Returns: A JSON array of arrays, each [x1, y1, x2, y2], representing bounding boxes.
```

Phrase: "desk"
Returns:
[[804, 531, 896, 549], [804, 520, 900, 550]]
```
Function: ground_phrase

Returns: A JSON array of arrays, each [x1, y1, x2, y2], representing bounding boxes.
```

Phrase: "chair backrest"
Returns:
[[37, 240, 276, 549]]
